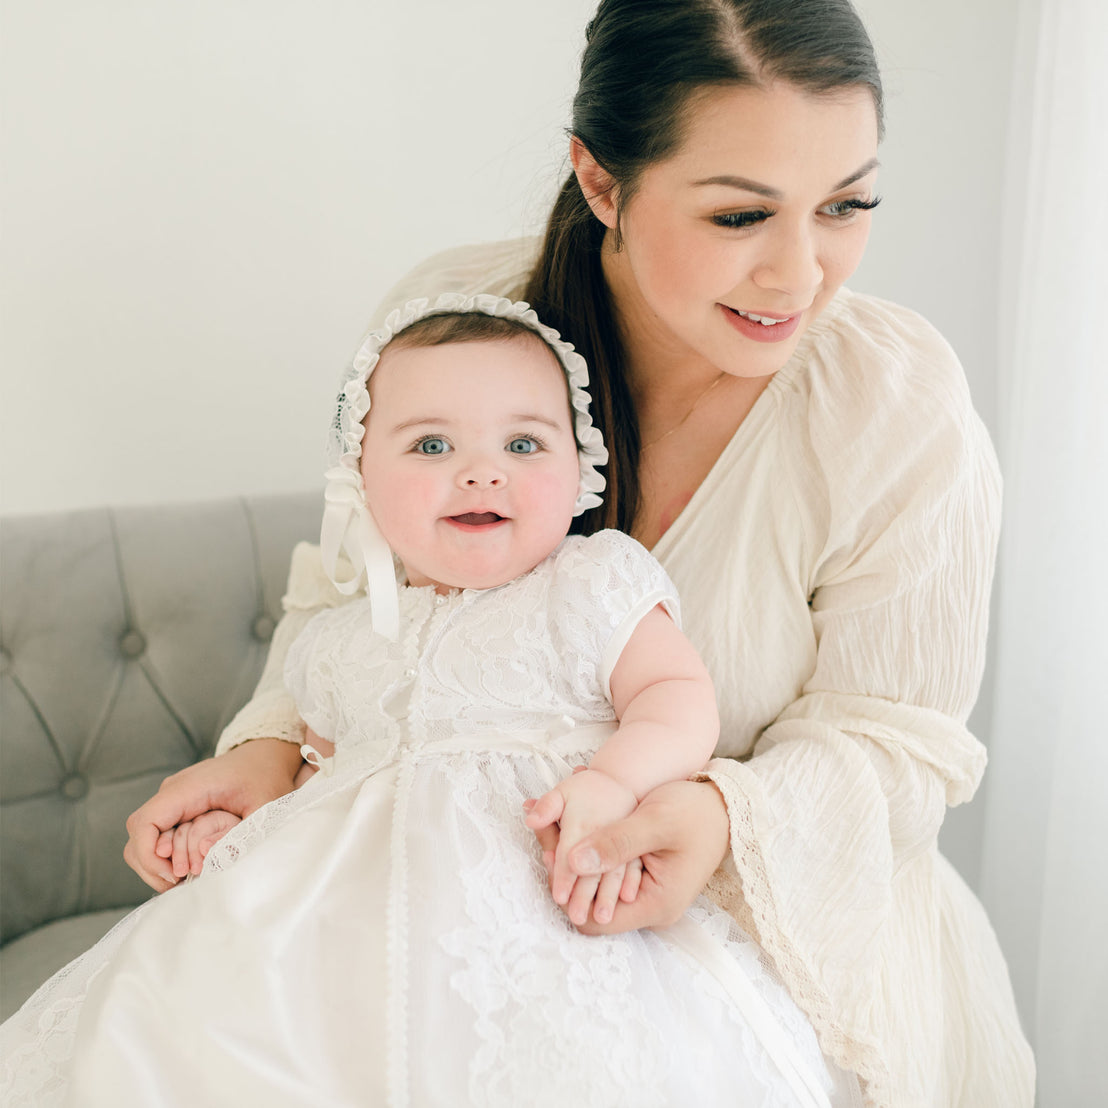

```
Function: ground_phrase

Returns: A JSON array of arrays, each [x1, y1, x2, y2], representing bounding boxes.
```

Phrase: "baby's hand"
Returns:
[[525, 769, 638, 926], [155, 809, 242, 879]]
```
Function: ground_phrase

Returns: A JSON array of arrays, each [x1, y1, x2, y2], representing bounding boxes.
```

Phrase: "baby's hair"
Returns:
[[384, 311, 549, 355]]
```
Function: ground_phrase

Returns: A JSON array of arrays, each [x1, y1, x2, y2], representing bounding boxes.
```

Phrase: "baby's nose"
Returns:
[[458, 458, 507, 488]]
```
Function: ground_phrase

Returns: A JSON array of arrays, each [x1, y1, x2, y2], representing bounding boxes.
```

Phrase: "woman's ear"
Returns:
[[570, 137, 619, 229]]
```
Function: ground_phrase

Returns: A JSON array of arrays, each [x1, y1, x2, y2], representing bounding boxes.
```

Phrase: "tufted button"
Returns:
[[0, 647, 10, 675], [404, 666, 416, 679], [434, 594, 447, 606], [252, 615, 276, 642], [119, 630, 146, 658], [60, 774, 89, 801]]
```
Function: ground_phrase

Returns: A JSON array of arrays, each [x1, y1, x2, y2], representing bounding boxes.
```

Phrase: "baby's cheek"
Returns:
[[370, 482, 437, 555], [530, 468, 581, 516]]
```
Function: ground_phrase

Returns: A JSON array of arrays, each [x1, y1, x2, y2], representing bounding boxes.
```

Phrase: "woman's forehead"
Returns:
[[662, 81, 880, 186]]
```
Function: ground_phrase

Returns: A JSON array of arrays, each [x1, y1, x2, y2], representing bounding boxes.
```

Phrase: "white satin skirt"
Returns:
[[2, 735, 861, 1108]]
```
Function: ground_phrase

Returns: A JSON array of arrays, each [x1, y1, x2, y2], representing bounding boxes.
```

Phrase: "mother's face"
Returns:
[[578, 81, 881, 380]]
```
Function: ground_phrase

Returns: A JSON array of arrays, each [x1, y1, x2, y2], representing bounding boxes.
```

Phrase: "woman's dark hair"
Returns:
[[523, 0, 883, 535]]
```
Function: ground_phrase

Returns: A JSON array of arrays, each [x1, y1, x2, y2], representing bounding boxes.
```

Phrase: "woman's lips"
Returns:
[[721, 304, 802, 343]]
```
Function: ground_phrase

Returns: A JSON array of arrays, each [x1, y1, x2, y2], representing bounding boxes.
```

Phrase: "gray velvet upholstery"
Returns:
[[0, 491, 321, 1019]]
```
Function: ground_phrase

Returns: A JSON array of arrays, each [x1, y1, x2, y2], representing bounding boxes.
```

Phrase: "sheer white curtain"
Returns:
[[979, 0, 1108, 1103]]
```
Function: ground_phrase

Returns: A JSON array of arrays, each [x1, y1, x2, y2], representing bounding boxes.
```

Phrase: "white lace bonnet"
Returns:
[[320, 292, 608, 640]]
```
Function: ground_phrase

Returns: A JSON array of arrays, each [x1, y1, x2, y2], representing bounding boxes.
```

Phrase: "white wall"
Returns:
[[1, 0, 597, 514], [2, 0, 1017, 519], [852, 0, 1016, 437]]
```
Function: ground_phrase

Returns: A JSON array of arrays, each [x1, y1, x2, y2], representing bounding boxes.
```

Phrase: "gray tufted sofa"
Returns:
[[0, 491, 322, 1019]]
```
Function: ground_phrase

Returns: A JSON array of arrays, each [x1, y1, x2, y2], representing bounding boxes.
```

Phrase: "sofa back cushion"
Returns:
[[0, 492, 321, 943]]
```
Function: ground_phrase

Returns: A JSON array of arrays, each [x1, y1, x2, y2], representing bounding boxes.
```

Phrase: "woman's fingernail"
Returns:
[[575, 849, 600, 874]]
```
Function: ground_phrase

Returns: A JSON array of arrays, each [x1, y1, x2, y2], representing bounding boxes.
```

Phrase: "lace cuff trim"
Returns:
[[214, 689, 306, 755], [702, 760, 894, 1107]]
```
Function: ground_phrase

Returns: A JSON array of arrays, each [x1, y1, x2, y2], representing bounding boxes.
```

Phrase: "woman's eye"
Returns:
[[712, 209, 773, 229], [822, 196, 882, 219], [414, 437, 451, 455], [507, 437, 540, 455]]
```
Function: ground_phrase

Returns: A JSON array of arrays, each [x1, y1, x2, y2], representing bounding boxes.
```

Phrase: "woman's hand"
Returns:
[[524, 768, 638, 926], [532, 778, 731, 934], [124, 739, 303, 891]]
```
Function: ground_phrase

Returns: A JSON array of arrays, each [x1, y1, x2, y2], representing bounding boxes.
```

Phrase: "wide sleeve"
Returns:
[[700, 298, 1002, 1092], [214, 238, 540, 755]]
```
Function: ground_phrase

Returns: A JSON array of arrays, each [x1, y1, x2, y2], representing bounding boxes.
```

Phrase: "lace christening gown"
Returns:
[[1, 531, 859, 1107]]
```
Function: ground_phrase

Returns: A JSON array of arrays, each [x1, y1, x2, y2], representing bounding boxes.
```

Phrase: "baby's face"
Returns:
[[360, 335, 581, 593]]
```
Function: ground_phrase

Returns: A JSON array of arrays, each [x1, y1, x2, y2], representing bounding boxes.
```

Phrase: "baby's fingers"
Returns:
[[171, 823, 193, 879], [524, 788, 566, 832], [565, 874, 602, 927], [620, 857, 644, 903], [155, 828, 175, 860], [592, 865, 627, 925]]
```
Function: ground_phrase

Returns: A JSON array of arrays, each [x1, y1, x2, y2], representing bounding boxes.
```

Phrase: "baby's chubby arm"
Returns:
[[526, 604, 719, 925]]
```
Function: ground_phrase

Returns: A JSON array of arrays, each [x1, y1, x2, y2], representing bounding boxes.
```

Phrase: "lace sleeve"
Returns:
[[553, 531, 682, 700]]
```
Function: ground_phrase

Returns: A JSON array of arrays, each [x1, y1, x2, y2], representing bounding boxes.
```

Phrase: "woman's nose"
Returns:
[[751, 221, 823, 298]]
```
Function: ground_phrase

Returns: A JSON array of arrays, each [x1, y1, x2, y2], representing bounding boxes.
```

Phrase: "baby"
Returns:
[[3, 295, 842, 1108]]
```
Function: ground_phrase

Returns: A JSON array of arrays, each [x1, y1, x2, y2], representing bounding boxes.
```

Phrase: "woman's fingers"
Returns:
[[567, 808, 667, 876], [567, 780, 732, 935], [123, 839, 177, 892], [123, 740, 303, 890]]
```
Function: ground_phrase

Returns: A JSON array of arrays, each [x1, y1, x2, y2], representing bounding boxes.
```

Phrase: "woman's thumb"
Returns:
[[569, 812, 654, 875]]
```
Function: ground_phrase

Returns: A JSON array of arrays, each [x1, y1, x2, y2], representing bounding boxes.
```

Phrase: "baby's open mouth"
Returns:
[[449, 513, 505, 526]]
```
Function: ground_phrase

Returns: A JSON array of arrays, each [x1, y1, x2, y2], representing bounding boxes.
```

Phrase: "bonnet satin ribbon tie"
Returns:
[[320, 465, 401, 641]]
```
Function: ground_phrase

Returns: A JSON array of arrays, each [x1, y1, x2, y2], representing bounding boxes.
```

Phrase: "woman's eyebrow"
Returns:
[[692, 158, 880, 198]]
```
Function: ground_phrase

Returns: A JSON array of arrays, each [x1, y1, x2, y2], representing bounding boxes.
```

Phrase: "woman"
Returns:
[[124, 1, 1034, 1103]]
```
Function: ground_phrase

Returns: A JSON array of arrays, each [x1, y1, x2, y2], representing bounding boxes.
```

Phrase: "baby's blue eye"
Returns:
[[415, 437, 451, 455], [507, 437, 539, 454]]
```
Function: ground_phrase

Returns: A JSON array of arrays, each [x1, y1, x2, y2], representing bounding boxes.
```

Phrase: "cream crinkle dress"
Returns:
[[213, 239, 1036, 1107]]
